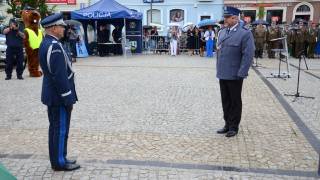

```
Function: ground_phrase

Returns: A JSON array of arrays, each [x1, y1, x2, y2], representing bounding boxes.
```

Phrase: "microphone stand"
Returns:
[[284, 50, 314, 102]]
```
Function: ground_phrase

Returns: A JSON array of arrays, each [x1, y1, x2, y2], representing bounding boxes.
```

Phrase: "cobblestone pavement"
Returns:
[[254, 57, 320, 142], [0, 55, 319, 179]]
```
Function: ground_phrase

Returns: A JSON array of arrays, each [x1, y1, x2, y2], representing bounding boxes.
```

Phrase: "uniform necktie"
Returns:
[[227, 28, 230, 34]]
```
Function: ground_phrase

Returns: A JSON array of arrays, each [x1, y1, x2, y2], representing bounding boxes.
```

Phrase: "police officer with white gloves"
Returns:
[[39, 13, 80, 171]]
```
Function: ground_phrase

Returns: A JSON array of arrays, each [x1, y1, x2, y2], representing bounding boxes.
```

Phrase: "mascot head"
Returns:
[[21, 5, 41, 28]]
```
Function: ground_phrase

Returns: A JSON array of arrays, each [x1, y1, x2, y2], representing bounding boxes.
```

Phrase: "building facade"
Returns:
[[0, 0, 224, 28], [109, 0, 223, 29], [225, 0, 320, 24]]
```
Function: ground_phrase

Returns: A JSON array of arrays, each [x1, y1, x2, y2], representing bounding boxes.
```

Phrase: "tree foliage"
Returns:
[[257, 6, 265, 20], [7, 0, 56, 18]]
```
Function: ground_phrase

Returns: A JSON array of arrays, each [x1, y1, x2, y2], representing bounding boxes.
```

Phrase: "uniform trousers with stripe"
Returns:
[[219, 79, 243, 132], [47, 105, 72, 167]]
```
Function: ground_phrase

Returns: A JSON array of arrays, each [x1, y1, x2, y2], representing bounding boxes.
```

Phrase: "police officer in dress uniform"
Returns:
[[3, 19, 25, 80], [39, 13, 80, 171], [216, 6, 255, 137]]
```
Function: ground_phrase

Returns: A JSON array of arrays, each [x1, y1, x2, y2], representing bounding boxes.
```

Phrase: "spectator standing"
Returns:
[[204, 26, 215, 57], [169, 27, 179, 56], [3, 19, 25, 80], [307, 23, 317, 58], [112, 25, 123, 55], [68, 26, 79, 61], [97, 24, 110, 57], [187, 27, 195, 56]]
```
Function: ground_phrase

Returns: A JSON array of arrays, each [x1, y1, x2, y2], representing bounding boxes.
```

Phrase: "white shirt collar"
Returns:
[[229, 23, 239, 31]]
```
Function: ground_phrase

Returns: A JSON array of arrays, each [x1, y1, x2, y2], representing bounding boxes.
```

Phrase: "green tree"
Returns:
[[257, 6, 265, 20], [7, 0, 56, 18]]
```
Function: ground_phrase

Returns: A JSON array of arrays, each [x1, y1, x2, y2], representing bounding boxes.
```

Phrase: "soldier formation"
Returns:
[[252, 20, 320, 59]]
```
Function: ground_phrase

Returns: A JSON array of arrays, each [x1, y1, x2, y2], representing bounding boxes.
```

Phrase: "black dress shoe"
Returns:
[[66, 159, 77, 164], [216, 127, 229, 134], [5, 77, 11, 80], [52, 163, 81, 171], [17, 76, 24, 80], [225, 130, 238, 137]]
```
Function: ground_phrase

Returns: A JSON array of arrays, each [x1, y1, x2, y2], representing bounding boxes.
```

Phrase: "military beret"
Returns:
[[224, 6, 241, 17], [41, 13, 66, 28]]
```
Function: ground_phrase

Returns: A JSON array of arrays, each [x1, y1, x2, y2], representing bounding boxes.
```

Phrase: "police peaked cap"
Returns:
[[41, 13, 67, 28], [224, 6, 241, 16]]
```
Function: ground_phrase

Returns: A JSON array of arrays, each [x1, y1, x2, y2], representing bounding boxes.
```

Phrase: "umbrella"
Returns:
[[251, 19, 269, 26], [198, 19, 216, 28], [143, 25, 152, 29], [182, 22, 194, 32], [0, 163, 16, 180], [64, 19, 82, 26], [168, 22, 180, 27], [150, 23, 164, 28]]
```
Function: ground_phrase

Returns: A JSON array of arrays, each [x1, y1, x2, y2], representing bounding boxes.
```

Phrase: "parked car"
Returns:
[[0, 34, 6, 65]]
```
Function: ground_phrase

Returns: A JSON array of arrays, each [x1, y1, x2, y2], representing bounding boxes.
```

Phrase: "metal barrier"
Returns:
[[143, 34, 201, 54]]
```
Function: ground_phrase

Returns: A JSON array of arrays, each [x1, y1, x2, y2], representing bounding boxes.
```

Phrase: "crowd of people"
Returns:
[[96, 24, 123, 57], [144, 25, 219, 57], [252, 21, 320, 59], [143, 19, 320, 59]]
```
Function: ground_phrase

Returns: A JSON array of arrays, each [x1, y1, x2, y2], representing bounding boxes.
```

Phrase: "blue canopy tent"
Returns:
[[71, 0, 143, 55]]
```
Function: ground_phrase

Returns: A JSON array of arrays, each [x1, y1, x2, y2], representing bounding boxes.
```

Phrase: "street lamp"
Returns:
[[149, 0, 153, 25]]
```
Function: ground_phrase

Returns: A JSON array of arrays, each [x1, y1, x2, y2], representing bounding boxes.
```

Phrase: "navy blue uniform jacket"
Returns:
[[216, 24, 255, 80], [39, 35, 77, 106]]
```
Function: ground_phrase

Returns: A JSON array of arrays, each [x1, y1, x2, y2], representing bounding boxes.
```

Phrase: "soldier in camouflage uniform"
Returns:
[[288, 26, 296, 57], [253, 23, 266, 58], [294, 25, 307, 58], [267, 26, 281, 58], [307, 23, 317, 58]]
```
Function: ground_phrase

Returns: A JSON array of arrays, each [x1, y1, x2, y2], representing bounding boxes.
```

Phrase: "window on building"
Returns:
[[242, 10, 256, 23], [297, 5, 310, 12], [170, 9, 184, 23], [147, 9, 161, 25], [200, 16, 211, 20], [266, 10, 283, 24]]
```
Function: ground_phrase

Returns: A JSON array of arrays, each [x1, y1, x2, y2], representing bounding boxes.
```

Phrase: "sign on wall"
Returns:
[[143, 0, 164, 3], [46, 0, 76, 5]]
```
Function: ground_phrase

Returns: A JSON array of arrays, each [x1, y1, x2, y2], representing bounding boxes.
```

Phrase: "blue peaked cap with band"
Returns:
[[41, 13, 66, 28], [223, 6, 241, 16]]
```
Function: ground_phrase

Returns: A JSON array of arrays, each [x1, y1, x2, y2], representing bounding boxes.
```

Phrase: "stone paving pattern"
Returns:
[[256, 57, 320, 140], [0, 55, 319, 179]]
